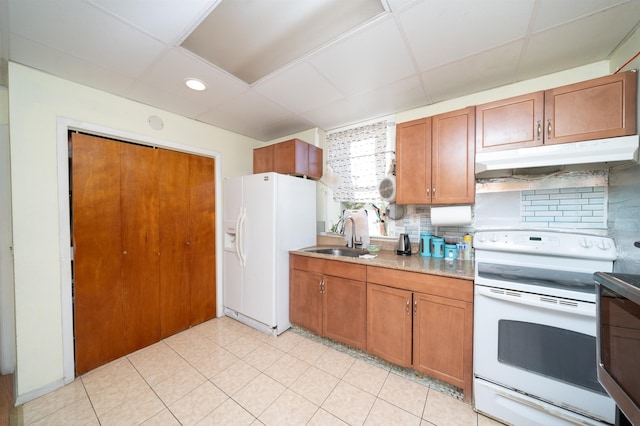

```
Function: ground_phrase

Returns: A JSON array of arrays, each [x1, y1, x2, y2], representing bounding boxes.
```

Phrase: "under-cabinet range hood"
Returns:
[[475, 135, 639, 175]]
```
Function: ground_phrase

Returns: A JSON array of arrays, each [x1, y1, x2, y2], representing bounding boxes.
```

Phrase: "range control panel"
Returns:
[[474, 230, 617, 261]]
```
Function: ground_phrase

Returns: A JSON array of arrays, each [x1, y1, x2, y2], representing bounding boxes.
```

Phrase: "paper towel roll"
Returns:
[[430, 205, 472, 226]]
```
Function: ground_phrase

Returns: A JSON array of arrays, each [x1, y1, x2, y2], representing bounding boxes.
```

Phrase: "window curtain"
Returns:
[[327, 120, 391, 202]]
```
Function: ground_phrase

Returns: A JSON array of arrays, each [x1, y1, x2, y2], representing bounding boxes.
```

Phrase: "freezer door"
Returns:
[[241, 174, 277, 326], [223, 177, 244, 312]]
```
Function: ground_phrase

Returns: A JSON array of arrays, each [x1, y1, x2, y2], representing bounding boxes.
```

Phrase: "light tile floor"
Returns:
[[18, 317, 504, 425]]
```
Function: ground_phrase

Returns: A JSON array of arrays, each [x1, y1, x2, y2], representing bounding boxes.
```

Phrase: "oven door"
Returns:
[[474, 285, 615, 423]]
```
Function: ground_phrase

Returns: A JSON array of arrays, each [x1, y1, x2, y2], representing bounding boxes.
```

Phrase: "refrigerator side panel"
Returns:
[[223, 177, 243, 313], [274, 174, 317, 334], [242, 173, 277, 327]]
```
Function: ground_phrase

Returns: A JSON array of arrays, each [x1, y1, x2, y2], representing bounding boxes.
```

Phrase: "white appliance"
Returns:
[[473, 230, 617, 426], [223, 172, 316, 336], [475, 134, 639, 174]]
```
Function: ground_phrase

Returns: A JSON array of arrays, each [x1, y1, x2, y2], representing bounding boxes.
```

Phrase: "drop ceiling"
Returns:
[[1, 0, 639, 141]]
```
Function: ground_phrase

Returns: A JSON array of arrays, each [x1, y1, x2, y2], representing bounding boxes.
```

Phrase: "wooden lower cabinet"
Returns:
[[366, 284, 412, 367], [290, 255, 367, 349], [367, 266, 473, 402], [412, 292, 473, 399]]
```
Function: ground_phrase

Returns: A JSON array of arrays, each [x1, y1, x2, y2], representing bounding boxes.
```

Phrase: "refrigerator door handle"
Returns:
[[237, 208, 247, 266]]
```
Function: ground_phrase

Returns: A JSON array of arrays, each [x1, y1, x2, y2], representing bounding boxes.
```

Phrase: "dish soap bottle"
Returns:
[[463, 233, 473, 260]]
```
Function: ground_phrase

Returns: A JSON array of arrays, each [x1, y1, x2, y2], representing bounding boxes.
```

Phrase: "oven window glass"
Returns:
[[479, 263, 595, 295], [600, 287, 640, 408], [498, 320, 606, 394]]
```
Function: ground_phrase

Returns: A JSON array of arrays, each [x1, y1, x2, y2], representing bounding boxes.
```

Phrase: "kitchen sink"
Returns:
[[303, 246, 369, 257]]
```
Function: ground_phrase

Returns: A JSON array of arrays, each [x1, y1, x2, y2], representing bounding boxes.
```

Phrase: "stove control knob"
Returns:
[[597, 240, 611, 250], [579, 238, 593, 248], [489, 233, 499, 242]]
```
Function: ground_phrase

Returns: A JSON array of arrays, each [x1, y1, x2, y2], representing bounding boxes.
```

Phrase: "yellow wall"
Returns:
[[8, 62, 260, 401]]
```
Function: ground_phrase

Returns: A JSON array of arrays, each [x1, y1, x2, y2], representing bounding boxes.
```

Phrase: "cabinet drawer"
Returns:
[[290, 254, 366, 281], [367, 266, 472, 302]]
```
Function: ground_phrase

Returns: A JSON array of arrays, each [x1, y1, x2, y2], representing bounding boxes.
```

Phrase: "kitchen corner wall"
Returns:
[[608, 157, 640, 273], [7, 62, 261, 403]]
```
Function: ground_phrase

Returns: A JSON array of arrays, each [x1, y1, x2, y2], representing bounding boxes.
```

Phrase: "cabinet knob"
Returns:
[[405, 298, 410, 315], [123, 250, 127, 255], [547, 119, 552, 139], [537, 121, 541, 140], [413, 299, 418, 316]]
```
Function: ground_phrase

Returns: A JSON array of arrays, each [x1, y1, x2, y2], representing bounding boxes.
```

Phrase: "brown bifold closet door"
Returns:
[[187, 154, 216, 326], [72, 132, 216, 376], [72, 133, 126, 375]]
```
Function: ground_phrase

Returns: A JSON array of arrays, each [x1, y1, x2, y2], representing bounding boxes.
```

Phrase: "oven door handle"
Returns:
[[475, 286, 594, 317]]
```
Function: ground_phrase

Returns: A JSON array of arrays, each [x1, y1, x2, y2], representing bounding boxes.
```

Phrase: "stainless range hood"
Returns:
[[475, 135, 639, 175]]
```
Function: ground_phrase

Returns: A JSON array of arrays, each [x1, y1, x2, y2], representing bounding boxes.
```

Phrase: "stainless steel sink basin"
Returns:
[[303, 247, 369, 257]]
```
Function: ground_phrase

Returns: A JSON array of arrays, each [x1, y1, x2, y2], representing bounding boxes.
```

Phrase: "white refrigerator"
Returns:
[[223, 172, 316, 335]]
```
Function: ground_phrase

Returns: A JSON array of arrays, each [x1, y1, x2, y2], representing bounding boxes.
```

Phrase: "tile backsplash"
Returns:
[[521, 187, 606, 229]]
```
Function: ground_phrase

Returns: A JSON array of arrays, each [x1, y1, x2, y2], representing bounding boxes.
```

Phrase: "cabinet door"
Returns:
[[324, 276, 366, 349], [290, 269, 323, 335], [545, 71, 637, 145], [275, 139, 308, 176], [253, 145, 274, 174], [367, 284, 412, 367], [431, 107, 475, 204], [476, 92, 544, 152], [308, 144, 323, 180], [396, 118, 432, 204], [413, 292, 473, 398]]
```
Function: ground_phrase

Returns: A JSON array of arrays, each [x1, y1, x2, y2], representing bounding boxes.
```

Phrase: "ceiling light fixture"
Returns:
[[185, 78, 207, 91]]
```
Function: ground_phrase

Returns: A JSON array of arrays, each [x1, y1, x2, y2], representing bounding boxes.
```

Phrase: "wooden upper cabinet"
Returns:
[[431, 107, 475, 205], [396, 117, 432, 205], [253, 145, 274, 174], [545, 71, 637, 145], [476, 92, 544, 153], [476, 71, 637, 152], [253, 139, 323, 180], [397, 107, 475, 205]]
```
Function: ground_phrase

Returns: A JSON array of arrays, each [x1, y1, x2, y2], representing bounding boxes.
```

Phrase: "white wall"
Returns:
[[0, 85, 15, 375], [8, 62, 260, 403]]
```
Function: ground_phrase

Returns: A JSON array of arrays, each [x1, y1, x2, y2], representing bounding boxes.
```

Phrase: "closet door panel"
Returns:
[[188, 154, 216, 325], [158, 150, 191, 337], [120, 143, 160, 353], [72, 133, 124, 375]]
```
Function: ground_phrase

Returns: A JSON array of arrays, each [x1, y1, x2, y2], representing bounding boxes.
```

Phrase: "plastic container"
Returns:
[[419, 232, 432, 257], [431, 237, 445, 258], [463, 233, 473, 260]]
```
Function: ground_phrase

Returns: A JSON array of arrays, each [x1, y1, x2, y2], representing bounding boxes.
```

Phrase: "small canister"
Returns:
[[419, 232, 432, 257], [444, 244, 457, 259], [431, 237, 444, 258]]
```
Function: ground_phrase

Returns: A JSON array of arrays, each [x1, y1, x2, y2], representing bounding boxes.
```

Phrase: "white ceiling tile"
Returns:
[[532, 0, 629, 33], [9, 33, 135, 93], [310, 16, 415, 96], [87, 0, 217, 44], [125, 82, 214, 119], [400, 0, 534, 71], [243, 115, 318, 142], [202, 91, 293, 126], [9, 0, 165, 76], [517, 1, 640, 81], [344, 75, 429, 117], [302, 97, 379, 131], [422, 40, 523, 102], [136, 48, 248, 108], [254, 62, 344, 114]]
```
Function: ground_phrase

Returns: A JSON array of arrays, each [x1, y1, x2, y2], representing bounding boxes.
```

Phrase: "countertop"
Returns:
[[290, 246, 475, 281]]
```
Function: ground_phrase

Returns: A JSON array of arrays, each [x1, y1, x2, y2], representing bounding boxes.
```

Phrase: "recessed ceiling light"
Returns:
[[185, 78, 207, 91]]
